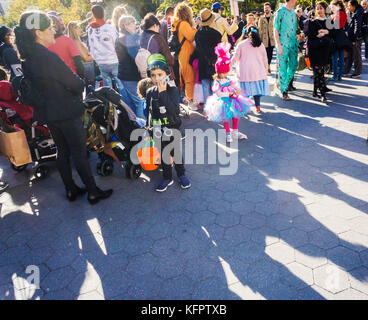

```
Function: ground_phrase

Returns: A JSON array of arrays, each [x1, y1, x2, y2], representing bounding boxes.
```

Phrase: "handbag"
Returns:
[[297, 52, 307, 71], [308, 20, 333, 49], [308, 35, 332, 49]]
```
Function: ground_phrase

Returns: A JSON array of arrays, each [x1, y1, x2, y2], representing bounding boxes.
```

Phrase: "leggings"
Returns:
[[312, 65, 327, 97], [47, 117, 97, 193], [223, 117, 239, 134], [254, 95, 261, 107]]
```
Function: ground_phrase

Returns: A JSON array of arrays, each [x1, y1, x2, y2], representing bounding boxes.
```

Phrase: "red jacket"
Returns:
[[0, 81, 33, 121], [333, 10, 347, 29]]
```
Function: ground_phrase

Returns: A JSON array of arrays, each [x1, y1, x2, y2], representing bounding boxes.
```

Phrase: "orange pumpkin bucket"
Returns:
[[137, 138, 161, 171]]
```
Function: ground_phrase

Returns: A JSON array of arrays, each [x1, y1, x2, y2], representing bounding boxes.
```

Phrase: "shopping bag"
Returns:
[[0, 129, 32, 166], [297, 52, 307, 71]]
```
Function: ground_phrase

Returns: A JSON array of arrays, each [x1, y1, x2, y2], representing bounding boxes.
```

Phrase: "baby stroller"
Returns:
[[83, 86, 144, 179], [0, 81, 57, 179]]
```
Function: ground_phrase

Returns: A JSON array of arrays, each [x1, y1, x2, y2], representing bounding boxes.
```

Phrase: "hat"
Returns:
[[0, 25, 11, 43], [212, 2, 224, 10], [147, 54, 169, 73], [214, 42, 231, 74], [200, 8, 215, 26], [47, 11, 63, 17]]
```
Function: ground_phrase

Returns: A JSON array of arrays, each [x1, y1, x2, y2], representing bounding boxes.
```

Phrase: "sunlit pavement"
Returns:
[[1, 59, 368, 300]]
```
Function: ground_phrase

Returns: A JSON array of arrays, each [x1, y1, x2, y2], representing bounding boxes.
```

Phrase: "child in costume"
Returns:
[[204, 42, 253, 143], [145, 54, 191, 192], [231, 26, 271, 113]]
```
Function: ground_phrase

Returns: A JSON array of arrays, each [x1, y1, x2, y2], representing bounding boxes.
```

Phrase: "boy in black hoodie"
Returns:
[[146, 54, 191, 192]]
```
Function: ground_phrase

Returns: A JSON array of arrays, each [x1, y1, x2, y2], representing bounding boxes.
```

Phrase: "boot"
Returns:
[[87, 187, 113, 205], [288, 79, 296, 91], [66, 183, 87, 202], [312, 89, 321, 98]]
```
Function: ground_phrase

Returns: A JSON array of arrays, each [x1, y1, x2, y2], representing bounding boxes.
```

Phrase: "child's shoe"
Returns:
[[232, 130, 247, 140], [226, 134, 233, 143], [189, 101, 198, 111], [256, 106, 261, 113], [179, 175, 191, 189], [155, 179, 174, 192]]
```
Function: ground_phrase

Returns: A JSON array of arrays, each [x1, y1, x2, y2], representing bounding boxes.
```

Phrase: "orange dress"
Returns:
[[172, 19, 196, 101]]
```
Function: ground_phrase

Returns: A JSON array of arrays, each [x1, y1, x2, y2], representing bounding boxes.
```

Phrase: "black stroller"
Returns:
[[0, 99, 57, 179], [83, 86, 144, 179]]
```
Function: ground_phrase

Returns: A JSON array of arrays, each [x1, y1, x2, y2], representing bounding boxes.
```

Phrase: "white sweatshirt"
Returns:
[[87, 23, 118, 65]]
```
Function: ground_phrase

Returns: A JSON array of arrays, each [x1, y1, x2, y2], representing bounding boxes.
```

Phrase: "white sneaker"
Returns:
[[226, 134, 233, 143], [189, 101, 198, 111], [232, 130, 247, 140]]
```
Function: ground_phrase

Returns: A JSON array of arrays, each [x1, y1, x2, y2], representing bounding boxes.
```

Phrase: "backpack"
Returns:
[[168, 21, 186, 57], [135, 34, 154, 78], [11, 65, 44, 109]]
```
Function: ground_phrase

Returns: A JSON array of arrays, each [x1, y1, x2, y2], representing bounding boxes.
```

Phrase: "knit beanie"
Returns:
[[147, 54, 169, 73]]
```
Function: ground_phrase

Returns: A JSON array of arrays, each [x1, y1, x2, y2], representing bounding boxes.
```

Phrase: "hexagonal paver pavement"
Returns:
[[1, 65, 368, 300]]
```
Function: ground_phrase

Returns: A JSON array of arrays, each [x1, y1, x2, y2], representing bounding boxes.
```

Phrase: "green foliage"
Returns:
[[156, 0, 181, 14], [1, 0, 314, 28]]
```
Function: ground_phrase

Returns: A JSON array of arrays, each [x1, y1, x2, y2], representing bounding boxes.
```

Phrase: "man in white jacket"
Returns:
[[87, 5, 121, 91]]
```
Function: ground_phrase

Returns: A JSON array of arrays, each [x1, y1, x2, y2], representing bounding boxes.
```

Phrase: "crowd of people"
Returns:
[[0, 0, 367, 201]]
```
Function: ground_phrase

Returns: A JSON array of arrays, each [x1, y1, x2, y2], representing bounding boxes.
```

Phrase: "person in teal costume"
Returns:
[[274, 0, 299, 100]]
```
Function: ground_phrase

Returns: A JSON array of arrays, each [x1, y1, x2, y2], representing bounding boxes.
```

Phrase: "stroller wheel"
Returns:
[[34, 165, 48, 180], [99, 159, 114, 177], [11, 163, 28, 172], [126, 163, 142, 180]]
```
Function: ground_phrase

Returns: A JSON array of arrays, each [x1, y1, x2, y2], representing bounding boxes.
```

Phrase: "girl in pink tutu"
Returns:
[[204, 42, 253, 143]]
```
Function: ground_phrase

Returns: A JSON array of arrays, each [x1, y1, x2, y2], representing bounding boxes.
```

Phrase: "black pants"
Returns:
[[47, 117, 97, 193], [266, 46, 274, 65], [160, 132, 185, 180], [312, 65, 327, 97], [344, 40, 362, 75]]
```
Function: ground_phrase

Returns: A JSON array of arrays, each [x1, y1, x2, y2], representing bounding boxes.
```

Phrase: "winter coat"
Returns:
[[194, 25, 222, 81], [258, 14, 276, 48]]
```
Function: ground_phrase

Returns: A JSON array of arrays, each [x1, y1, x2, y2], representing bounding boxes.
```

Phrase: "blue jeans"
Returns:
[[119, 81, 144, 119], [201, 79, 213, 103], [332, 49, 344, 78], [98, 63, 122, 91]]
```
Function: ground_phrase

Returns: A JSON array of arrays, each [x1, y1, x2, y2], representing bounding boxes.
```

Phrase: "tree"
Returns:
[[0, 0, 158, 28], [1, 0, 90, 27]]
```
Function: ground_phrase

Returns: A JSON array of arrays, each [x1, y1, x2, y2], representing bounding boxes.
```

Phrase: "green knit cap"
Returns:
[[147, 54, 168, 72]]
